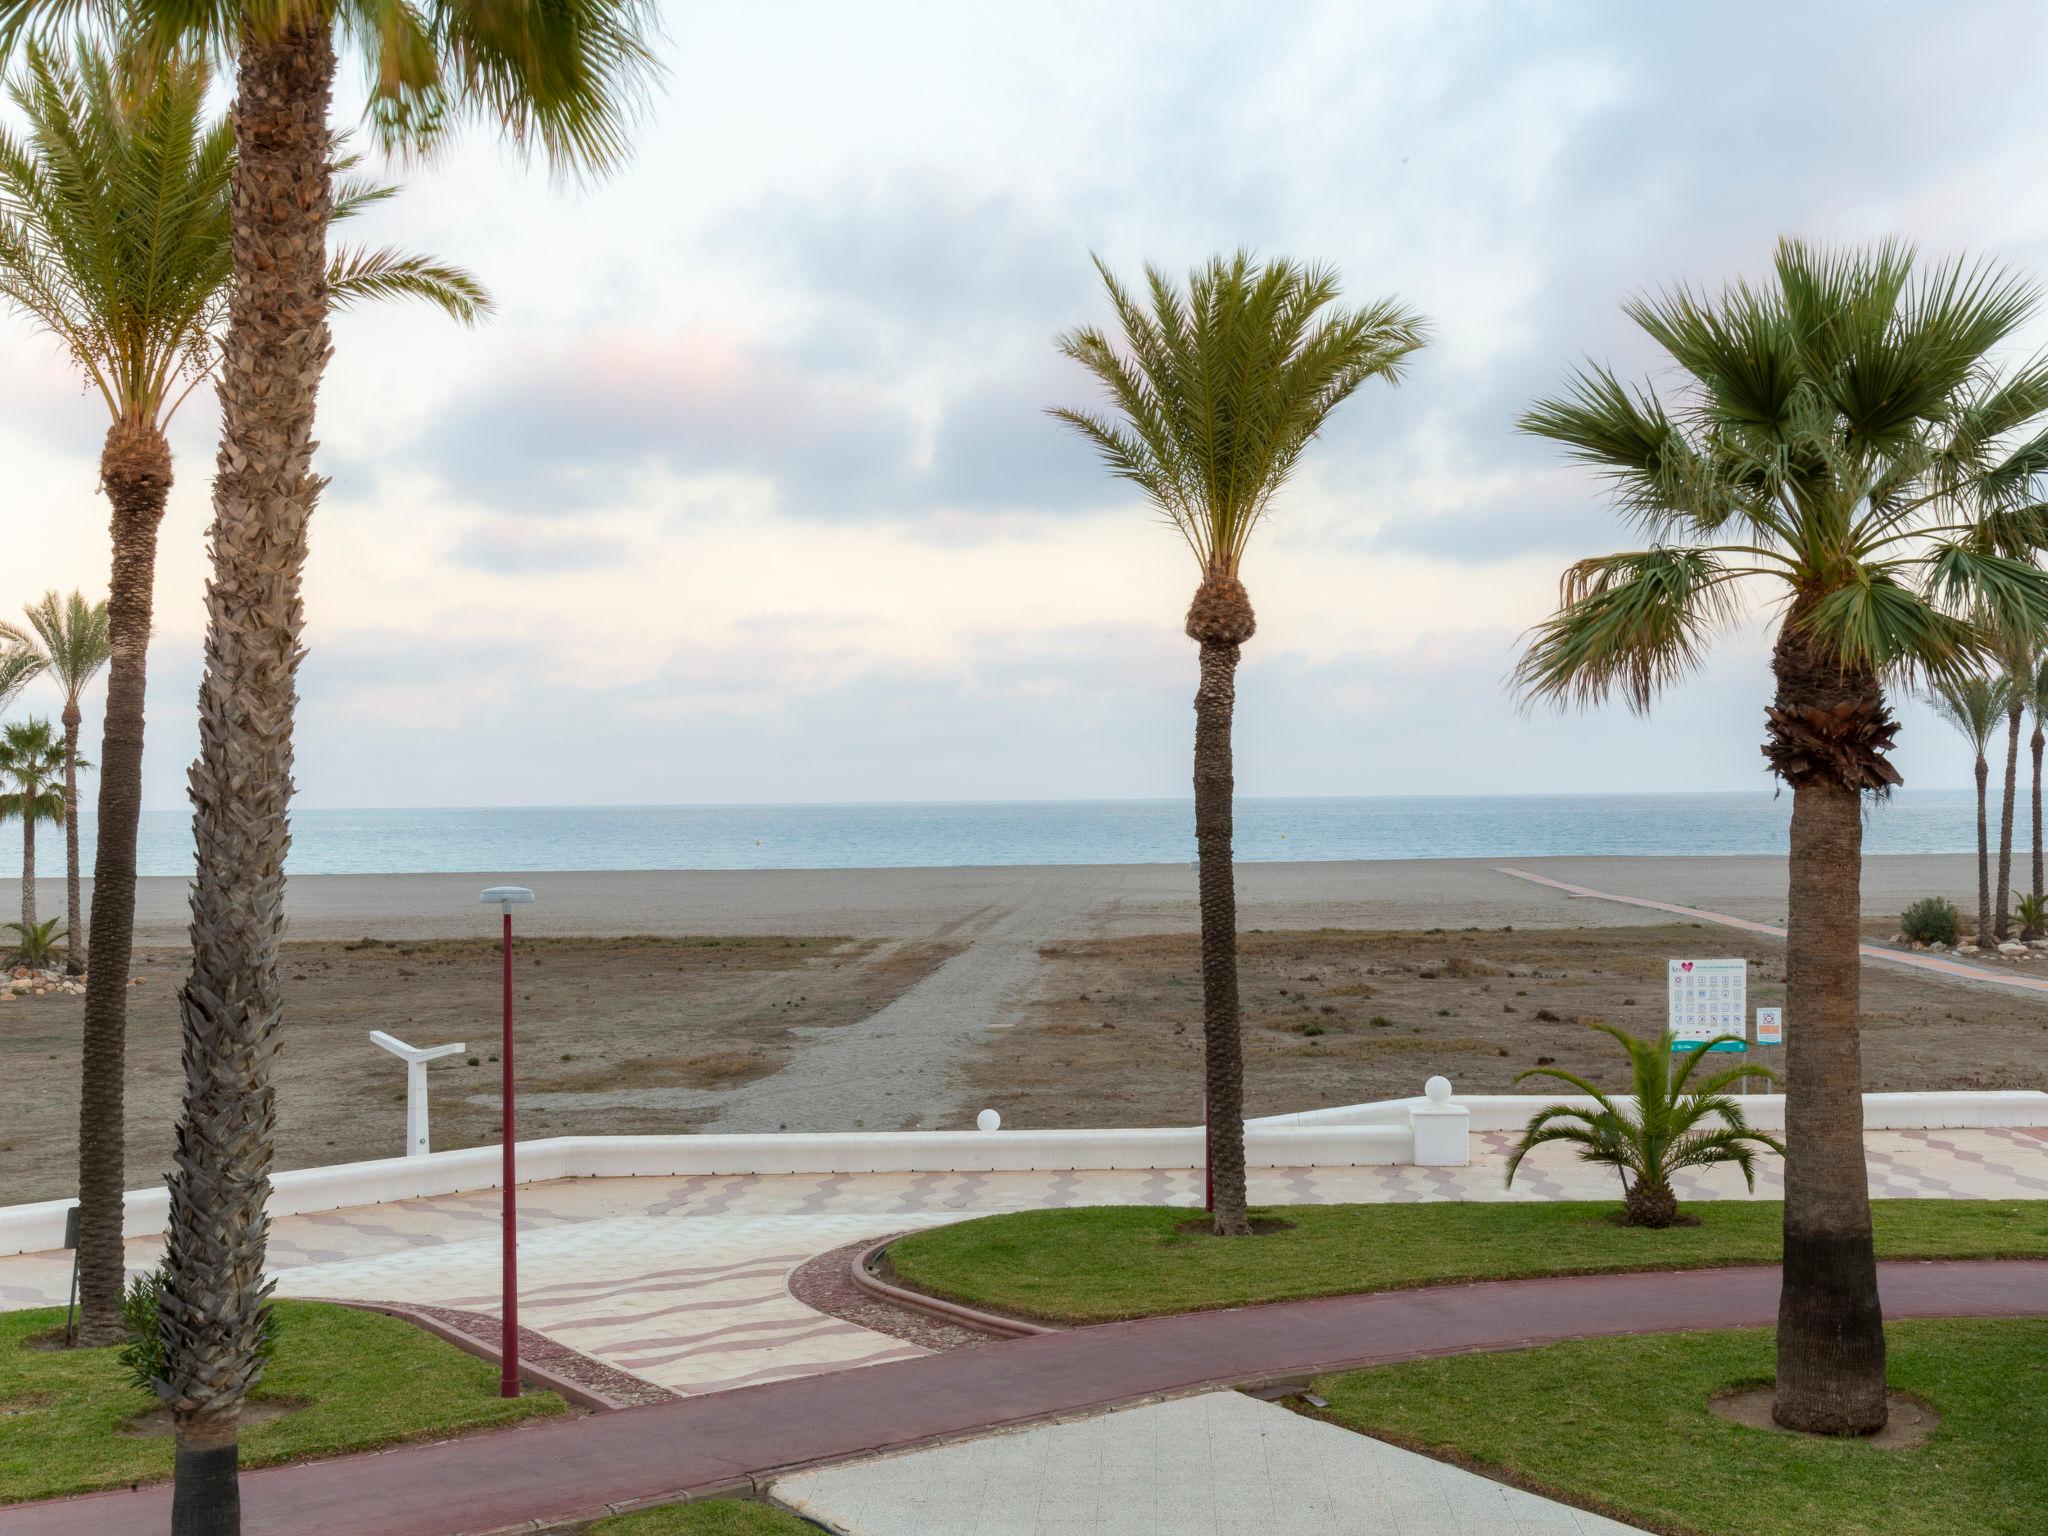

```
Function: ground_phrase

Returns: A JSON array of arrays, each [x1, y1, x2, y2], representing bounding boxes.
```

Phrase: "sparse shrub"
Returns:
[[5, 918, 65, 967], [118, 1264, 277, 1400], [1368, 1015, 1394, 1028], [1900, 897, 1961, 946]]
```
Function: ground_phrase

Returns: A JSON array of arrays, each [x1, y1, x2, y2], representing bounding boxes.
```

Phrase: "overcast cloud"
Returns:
[[4, 0, 2043, 808]]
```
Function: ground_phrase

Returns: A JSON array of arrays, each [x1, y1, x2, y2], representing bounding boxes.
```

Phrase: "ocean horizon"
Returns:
[[52, 789, 1989, 878]]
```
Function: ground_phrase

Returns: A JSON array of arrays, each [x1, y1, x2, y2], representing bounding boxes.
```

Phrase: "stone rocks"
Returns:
[[7, 965, 85, 997], [1998, 941, 2028, 956]]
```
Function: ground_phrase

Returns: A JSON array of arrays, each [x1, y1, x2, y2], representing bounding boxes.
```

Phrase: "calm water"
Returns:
[[64, 790, 1982, 877]]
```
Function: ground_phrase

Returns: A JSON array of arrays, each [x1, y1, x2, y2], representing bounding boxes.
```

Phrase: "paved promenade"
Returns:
[[4, 1128, 2043, 1398], [9, 1260, 2042, 1536]]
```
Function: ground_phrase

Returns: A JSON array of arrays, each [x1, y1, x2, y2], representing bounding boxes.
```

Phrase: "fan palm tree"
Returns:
[[4, 592, 111, 973], [1926, 673, 2013, 946], [1506, 1022, 1784, 1227], [1515, 240, 2048, 1435], [0, 37, 489, 1366], [0, 717, 72, 929], [1053, 252, 1427, 1235], [2, 8, 654, 1525]]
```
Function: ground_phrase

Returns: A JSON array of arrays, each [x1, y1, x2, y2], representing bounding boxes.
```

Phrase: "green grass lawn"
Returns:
[[1309, 1318, 2048, 1536], [1, 1300, 565, 1502], [586, 1499, 816, 1534], [885, 1200, 2048, 1324]]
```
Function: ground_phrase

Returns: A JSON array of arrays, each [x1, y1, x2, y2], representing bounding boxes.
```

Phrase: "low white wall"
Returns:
[[8, 1087, 2038, 1258], [0, 1122, 1414, 1256], [1250, 1088, 2048, 1135]]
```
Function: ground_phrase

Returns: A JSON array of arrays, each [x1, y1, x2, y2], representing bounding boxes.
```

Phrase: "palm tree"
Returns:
[[1514, 240, 2048, 1435], [1053, 252, 1427, 1234], [1, 9, 654, 1525], [2026, 656, 2048, 936], [1506, 1022, 1784, 1227], [1992, 640, 2034, 941], [0, 718, 72, 930], [5, 592, 111, 973], [1926, 673, 2013, 946], [0, 37, 489, 1360], [0, 638, 45, 716]]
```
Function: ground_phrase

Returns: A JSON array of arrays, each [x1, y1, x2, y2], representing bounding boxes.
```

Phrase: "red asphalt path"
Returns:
[[9, 1260, 2044, 1536]]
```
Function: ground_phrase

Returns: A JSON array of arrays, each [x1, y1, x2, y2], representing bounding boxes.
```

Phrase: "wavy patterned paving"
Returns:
[[3, 1131, 2042, 1397]]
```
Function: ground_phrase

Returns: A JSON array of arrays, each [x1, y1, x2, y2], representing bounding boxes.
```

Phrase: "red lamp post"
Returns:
[[481, 885, 535, 1397]]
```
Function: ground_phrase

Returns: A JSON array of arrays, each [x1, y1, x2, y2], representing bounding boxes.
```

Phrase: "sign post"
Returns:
[[1755, 1006, 1784, 1093], [481, 885, 535, 1398], [1667, 957, 1748, 1082]]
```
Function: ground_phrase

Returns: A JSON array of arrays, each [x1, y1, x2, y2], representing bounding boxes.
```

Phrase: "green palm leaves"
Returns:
[[13, 590, 109, 702], [1514, 240, 2048, 714], [0, 40, 489, 433], [0, 0, 665, 173], [0, 717, 70, 822], [1051, 251, 1428, 577], [1506, 1021, 1784, 1228]]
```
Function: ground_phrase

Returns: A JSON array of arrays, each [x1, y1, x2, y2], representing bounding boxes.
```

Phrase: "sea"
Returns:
[[63, 789, 1986, 878]]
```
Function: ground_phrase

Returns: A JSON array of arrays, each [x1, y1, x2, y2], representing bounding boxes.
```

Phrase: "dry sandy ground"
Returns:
[[3, 854, 2041, 1203], [965, 922, 2048, 1130], [0, 935, 956, 1203]]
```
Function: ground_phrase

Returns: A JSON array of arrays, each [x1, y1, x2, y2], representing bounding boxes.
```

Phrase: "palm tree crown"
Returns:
[[1926, 672, 2013, 760], [0, 40, 490, 437], [1053, 251, 1428, 585], [1514, 239, 2048, 741], [0, 718, 68, 814], [12, 590, 109, 704], [2, 0, 663, 173]]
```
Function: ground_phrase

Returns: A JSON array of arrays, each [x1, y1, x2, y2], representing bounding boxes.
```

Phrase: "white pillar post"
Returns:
[[369, 1031, 467, 1158], [1409, 1075, 1470, 1166]]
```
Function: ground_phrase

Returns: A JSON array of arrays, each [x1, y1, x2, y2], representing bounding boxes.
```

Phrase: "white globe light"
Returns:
[[1424, 1075, 1453, 1104], [976, 1109, 1002, 1132]]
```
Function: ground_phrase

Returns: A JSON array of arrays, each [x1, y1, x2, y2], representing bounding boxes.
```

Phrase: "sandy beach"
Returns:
[[5, 851, 2038, 1203], [0, 851, 1991, 944]]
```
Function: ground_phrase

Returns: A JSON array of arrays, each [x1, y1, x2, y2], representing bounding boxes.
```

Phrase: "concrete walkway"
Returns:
[[9, 1260, 2043, 1536], [1498, 865, 2048, 997], [6, 1132, 2041, 1401], [774, 1390, 1645, 1534]]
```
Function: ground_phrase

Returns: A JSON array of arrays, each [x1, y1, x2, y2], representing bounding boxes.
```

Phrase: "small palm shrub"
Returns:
[[118, 1263, 276, 1400], [1506, 1021, 1785, 1227], [5, 918, 65, 968], [1899, 897, 1961, 947], [2015, 891, 2047, 941]]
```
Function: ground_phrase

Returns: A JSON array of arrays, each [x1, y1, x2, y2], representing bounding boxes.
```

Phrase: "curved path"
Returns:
[[1498, 865, 2048, 996], [10, 1259, 2044, 1536]]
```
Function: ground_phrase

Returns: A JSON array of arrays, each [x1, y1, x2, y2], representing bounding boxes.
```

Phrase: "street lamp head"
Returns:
[[480, 886, 536, 910]]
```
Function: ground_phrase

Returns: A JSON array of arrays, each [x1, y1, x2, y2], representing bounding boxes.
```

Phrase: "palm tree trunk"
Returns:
[[1193, 636, 1250, 1235], [71, 420, 173, 1346], [61, 701, 83, 973], [164, 20, 334, 1535], [2030, 721, 2044, 938], [1766, 619, 1887, 1437], [1996, 704, 2021, 940], [1975, 755, 1991, 947], [21, 796, 36, 930]]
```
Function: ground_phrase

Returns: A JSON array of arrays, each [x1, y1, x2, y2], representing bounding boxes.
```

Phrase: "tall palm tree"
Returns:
[[0, 717, 72, 929], [0, 37, 489, 1361], [5, 592, 111, 973], [1991, 639, 2033, 940], [2026, 655, 2048, 935], [2, 9, 654, 1527], [1926, 672, 2011, 946], [1515, 240, 2048, 1435], [1052, 252, 1428, 1235]]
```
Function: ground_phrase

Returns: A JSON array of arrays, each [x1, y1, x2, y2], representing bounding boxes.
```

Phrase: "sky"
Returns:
[[7, 0, 2048, 810]]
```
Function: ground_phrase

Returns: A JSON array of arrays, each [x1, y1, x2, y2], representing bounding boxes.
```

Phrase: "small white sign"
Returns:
[[1668, 957, 1747, 1049], [1755, 1006, 1783, 1046]]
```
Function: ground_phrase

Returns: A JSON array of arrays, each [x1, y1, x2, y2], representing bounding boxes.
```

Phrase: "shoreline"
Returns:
[[2, 852, 1988, 944]]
